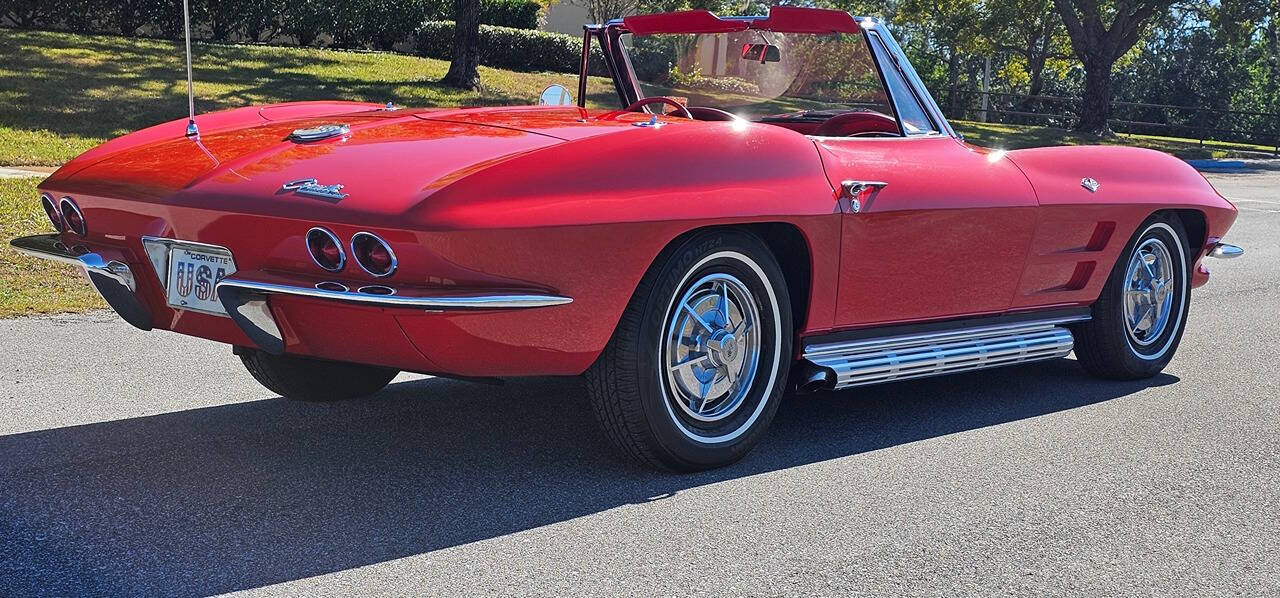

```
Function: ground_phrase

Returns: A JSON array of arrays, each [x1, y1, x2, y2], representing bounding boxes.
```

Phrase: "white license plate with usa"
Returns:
[[165, 244, 236, 315]]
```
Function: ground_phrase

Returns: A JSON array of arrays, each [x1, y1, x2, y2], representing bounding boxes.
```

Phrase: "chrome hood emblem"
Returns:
[[1081, 177, 1100, 193], [288, 124, 350, 142], [281, 178, 348, 200]]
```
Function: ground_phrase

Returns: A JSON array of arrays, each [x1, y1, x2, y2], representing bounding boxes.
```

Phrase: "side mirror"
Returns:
[[741, 43, 781, 63], [538, 84, 574, 106]]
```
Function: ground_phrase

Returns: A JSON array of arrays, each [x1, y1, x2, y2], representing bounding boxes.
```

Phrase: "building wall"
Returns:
[[542, 2, 591, 35]]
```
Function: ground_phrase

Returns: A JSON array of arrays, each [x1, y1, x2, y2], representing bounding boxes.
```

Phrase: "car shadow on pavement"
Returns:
[[0, 359, 1177, 595]]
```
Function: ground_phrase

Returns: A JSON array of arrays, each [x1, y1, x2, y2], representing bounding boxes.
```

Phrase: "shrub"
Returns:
[[420, 0, 540, 29], [668, 67, 760, 95], [415, 20, 606, 74], [477, 0, 539, 29], [1, 0, 539, 47]]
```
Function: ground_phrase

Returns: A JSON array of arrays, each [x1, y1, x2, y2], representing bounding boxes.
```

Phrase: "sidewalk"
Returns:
[[0, 166, 55, 179]]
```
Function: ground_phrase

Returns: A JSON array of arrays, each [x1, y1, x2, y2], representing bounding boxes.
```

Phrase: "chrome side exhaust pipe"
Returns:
[[794, 364, 836, 394]]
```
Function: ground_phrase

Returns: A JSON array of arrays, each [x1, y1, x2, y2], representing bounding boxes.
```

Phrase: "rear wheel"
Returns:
[[585, 230, 792, 471], [237, 348, 399, 401], [1074, 214, 1191, 379]]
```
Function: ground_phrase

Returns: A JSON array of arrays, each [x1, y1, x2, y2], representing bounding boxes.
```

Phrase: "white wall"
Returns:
[[542, 2, 591, 35]]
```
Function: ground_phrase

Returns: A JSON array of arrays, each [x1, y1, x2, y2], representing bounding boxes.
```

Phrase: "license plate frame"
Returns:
[[142, 239, 237, 317]]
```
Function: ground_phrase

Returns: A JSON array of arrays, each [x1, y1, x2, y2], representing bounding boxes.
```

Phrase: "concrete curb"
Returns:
[[0, 167, 51, 179]]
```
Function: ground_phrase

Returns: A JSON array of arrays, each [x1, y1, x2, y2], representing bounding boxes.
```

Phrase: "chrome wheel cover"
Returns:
[[663, 273, 761, 424], [1123, 237, 1176, 347]]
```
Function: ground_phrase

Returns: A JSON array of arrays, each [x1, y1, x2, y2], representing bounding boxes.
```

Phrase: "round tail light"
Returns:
[[60, 197, 86, 236], [306, 227, 345, 272], [40, 194, 61, 231], [351, 232, 396, 277]]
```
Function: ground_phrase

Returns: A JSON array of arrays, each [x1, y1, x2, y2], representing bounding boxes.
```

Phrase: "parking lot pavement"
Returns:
[[1, 171, 1276, 596]]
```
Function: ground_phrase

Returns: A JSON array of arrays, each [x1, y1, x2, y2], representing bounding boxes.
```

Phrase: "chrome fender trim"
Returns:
[[9, 234, 153, 330], [215, 277, 573, 355], [802, 316, 1086, 391], [215, 279, 573, 310]]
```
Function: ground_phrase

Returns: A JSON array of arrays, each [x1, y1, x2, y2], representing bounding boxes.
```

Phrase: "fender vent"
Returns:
[[803, 319, 1081, 390]]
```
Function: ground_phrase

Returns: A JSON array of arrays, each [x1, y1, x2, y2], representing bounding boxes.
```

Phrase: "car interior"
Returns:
[[621, 30, 939, 138]]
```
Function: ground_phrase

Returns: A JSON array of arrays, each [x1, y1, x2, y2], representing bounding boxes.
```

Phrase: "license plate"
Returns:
[[165, 245, 236, 315]]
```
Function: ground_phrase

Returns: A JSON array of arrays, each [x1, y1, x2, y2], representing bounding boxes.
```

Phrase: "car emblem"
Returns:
[[288, 124, 350, 142], [281, 178, 348, 200], [1081, 177, 1100, 193]]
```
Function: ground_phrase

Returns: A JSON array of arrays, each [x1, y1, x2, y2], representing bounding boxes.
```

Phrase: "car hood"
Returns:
[[43, 105, 651, 219]]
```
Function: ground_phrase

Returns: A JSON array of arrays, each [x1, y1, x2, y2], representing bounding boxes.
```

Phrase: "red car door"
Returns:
[[816, 136, 1040, 327]]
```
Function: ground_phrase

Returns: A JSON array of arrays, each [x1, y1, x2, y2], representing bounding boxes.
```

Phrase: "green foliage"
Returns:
[[668, 66, 760, 94], [474, 0, 541, 29], [416, 20, 606, 74], [0, 0, 542, 48]]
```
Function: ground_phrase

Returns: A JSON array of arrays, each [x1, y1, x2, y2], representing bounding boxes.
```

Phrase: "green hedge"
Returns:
[[2, 0, 541, 48], [416, 20, 607, 75]]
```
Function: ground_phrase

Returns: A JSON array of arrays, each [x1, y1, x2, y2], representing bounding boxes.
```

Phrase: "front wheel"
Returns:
[[1074, 214, 1191, 379], [238, 348, 399, 401], [585, 230, 793, 471]]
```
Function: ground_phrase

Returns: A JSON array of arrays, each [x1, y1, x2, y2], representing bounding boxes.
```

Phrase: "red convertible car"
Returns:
[[13, 7, 1242, 470]]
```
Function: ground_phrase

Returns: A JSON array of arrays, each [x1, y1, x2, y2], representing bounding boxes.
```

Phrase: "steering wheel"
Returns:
[[624, 97, 693, 119], [685, 106, 740, 121]]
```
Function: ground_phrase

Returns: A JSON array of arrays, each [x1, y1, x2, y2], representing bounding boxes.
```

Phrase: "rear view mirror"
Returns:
[[741, 43, 781, 63]]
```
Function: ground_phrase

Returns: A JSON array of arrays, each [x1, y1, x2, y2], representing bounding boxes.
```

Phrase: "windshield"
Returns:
[[621, 31, 893, 122]]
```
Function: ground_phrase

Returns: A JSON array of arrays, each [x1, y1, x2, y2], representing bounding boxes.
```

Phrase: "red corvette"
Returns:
[[13, 7, 1243, 470]]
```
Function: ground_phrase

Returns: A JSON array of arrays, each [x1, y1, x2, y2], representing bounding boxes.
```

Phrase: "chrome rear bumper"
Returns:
[[10, 233, 574, 355], [9, 234, 153, 330]]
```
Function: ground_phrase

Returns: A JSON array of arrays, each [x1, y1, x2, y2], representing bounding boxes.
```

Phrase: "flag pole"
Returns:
[[183, 0, 198, 137]]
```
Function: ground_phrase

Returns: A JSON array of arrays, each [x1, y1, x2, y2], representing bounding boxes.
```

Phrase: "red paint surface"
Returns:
[[32, 15, 1238, 375]]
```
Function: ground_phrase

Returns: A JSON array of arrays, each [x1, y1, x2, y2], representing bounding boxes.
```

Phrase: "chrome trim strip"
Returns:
[[216, 278, 573, 310], [315, 281, 349, 292], [59, 197, 86, 236], [803, 316, 1085, 390], [40, 193, 62, 230], [870, 24, 956, 138], [356, 284, 396, 296], [350, 231, 397, 278], [306, 227, 346, 272], [1208, 242, 1243, 259]]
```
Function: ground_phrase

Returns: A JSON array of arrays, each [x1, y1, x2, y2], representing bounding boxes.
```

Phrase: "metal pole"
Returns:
[[980, 55, 991, 123], [183, 0, 198, 137], [578, 28, 590, 109]]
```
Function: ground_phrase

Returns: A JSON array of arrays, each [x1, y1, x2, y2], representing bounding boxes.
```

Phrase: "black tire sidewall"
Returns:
[[634, 231, 792, 469], [1120, 221, 1189, 363], [1088, 215, 1191, 376]]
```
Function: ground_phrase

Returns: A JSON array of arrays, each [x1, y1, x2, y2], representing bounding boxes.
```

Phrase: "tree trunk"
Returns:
[[1077, 57, 1114, 134], [443, 0, 481, 90]]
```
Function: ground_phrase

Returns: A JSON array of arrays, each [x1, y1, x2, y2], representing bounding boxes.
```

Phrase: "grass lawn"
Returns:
[[952, 121, 1277, 160], [0, 29, 621, 166], [0, 177, 104, 316]]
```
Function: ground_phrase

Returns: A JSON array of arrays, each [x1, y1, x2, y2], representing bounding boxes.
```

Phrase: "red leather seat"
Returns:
[[813, 111, 899, 137]]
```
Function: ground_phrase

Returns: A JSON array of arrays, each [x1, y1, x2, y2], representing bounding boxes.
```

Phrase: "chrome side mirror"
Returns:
[[538, 84, 574, 106]]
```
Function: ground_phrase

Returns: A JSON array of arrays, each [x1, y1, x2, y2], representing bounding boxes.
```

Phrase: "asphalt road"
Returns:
[[1, 171, 1276, 597]]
